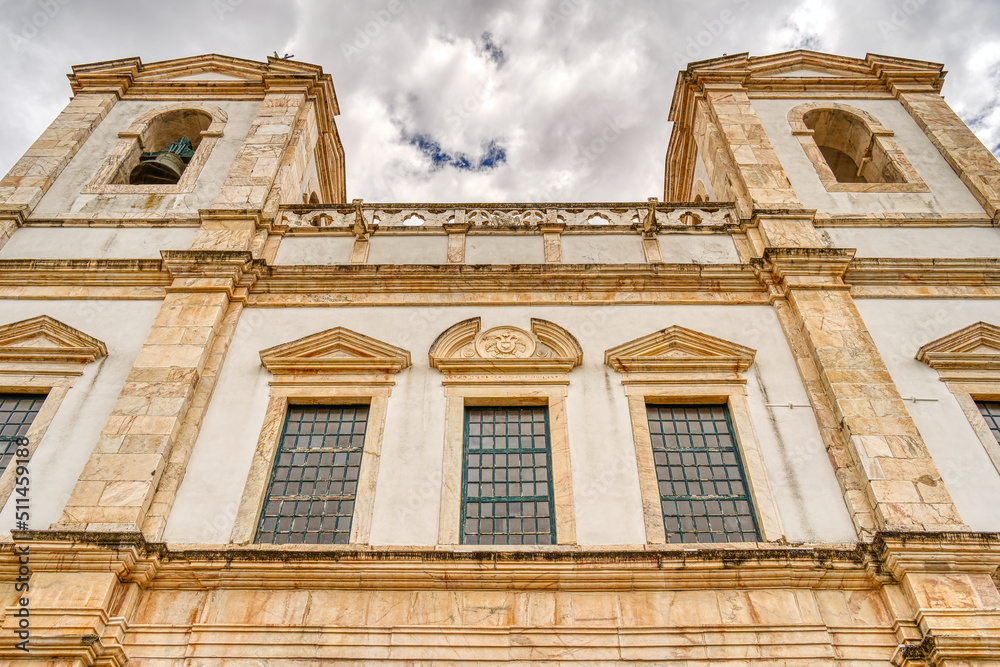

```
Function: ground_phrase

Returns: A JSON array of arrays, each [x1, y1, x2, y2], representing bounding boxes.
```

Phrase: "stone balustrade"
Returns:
[[278, 201, 738, 231]]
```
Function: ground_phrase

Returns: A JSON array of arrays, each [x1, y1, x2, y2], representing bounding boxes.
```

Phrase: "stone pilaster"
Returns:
[[703, 85, 801, 211], [0, 92, 116, 213], [898, 90, 1000, 223], [214, 92, 307, 211], [54, 251, 256, 532], [760, 249, 965, 532]]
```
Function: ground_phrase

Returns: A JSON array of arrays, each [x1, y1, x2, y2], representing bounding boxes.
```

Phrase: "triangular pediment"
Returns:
[[169, 70, 256, 82], [0, 316, 107, 365], [68, 55, 339, 113], [604, 326, 755, 374], [260, 327, 410, 375], [917, 322, 1000, 377], [682, 50, 944, 93]]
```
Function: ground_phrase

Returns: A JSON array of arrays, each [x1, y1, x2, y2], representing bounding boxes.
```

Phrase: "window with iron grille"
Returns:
[[0, 394, 44, 473], [255, 404, 368, 545], [977, 401, 1000, 444], [462, 406, 556, 545], [646, 404, 759, 543]]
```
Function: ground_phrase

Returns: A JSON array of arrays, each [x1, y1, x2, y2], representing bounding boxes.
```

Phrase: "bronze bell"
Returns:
[[129, 151, 187, 185]]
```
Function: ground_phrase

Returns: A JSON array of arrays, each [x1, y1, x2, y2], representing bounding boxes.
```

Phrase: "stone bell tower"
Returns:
[[0, 54, 347, 535]]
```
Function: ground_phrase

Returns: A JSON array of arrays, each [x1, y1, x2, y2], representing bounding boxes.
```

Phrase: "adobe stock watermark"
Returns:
[[671, 0, 750, 70], [212, 0, 243, 20], [341, 0, 411, 61], [7, 0, 72, 54], [877, 0, 929, 38], [526, 115, 628, 201]]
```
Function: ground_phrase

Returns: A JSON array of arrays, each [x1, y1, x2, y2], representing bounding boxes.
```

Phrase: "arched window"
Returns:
[[127, 109, 212, 185], [84, 103, 227, 194], [788, 102, 928, 193], [802, 108, 903, 184]]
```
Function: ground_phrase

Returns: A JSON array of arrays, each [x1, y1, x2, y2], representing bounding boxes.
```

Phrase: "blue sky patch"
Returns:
[[408, 134, 507, 172]]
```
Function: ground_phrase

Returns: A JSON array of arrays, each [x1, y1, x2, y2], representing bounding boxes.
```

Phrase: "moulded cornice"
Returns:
[[916, 321, 1000, 379], [68, 53, 341, 115], [0, 315, 107, 365], [429, 318, 583, 375], [260, 327, 411, 375], [604, 325, 755, 375]]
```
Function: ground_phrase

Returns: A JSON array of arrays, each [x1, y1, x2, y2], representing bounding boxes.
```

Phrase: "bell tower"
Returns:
[[0, 54, 346, 254], [664, 51, 1000, 237]]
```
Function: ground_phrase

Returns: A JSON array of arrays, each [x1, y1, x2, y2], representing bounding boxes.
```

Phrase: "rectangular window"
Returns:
[[646, 404, 759, 543], [255, 404, 368, 545], [977, 401, 1000, 443], [462, 406, 555, 545], [0, 394, 44, 473]]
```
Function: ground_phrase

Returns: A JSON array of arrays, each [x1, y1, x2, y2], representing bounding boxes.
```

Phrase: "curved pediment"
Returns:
[[429, 318, 582, 375], [0, 315, 107, 365], [916, 322, 1000, 379], [260, 327, 410, 375], [604, 325, 755, 375]]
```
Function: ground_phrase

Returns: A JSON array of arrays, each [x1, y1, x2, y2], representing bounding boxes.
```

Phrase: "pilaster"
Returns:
[[0, 92, 117, 214], [898, 90, 1000, 223], [758, 248, 965, 533], [53, 250, 256, 533]]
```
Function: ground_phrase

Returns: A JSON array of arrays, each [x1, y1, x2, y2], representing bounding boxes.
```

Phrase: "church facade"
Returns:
[[0, 49, 997, 665]]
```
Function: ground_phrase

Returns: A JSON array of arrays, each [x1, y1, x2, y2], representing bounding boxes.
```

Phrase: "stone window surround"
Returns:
[[0, 316, 107, 514], [604, 326, 785, 544], [787, 101, 930, 194], [917, 321, 1000, 477], [81, 102, 228, 195], [230, 327, 410, 546], [431, 318, 582, 548]]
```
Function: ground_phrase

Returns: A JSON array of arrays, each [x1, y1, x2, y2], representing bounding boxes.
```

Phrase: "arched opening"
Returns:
[[128, 109, 212, 185], [802, 108, 904, 185]]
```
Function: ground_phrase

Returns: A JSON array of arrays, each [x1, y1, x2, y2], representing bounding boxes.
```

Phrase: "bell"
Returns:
[[129, 151, 186, 185]]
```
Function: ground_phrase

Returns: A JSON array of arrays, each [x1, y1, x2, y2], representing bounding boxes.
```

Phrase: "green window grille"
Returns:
[[646, 404, 759, 543], [461, 406, 556, 545], [0, 394, 44, 472], [977, 401, 1000, 443], [255, 404, 368, 545]]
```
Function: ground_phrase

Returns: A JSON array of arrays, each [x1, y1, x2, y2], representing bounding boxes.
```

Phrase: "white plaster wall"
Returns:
[[465, 236, 545, 264], [165, 305, 857, 546], [658, 234, 740, 263], [32, 99, 260, 219], [297, 150, 320, 203], [821, 227, 1000, 258], [0, 301, 160, 532], [693, 149, 717, 199], [752, 98, 986, 216], [561, 234, 645, 264], [855, 299, 1000, 531], [0, 227, 197, 259], [367, 235, 448, 264], [273, 236, 354, 265]]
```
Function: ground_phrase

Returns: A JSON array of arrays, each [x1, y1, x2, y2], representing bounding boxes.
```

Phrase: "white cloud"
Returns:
[[1, 0, 999, 201]]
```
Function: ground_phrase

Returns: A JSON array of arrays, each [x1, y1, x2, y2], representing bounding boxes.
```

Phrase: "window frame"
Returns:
[[254, 401, 374, 545], [431, 318, 582, 547], [917, 322, 1000, 478], [230, 326, 410, 546], [459, 404, 558, 545], [0, 315, 107, 513], [787, 101, 929, 194], [605, 325, 784, 545]]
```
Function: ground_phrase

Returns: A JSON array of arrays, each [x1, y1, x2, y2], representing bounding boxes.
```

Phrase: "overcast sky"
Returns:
[[2, 0, 999, 202]]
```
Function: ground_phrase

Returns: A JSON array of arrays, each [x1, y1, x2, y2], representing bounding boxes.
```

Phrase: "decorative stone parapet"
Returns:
[[277, 201, 738, 231]]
